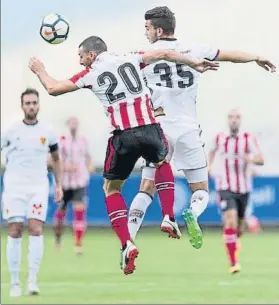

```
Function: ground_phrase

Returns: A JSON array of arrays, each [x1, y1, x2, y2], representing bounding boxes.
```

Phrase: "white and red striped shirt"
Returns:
[[69, 52, 156, 131], [210, 132, 262, 194], [59, 134, 90, 190]]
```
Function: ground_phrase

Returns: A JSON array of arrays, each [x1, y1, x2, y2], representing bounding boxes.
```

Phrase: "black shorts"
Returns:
[[60, 187, 87, 210], [103, 123, 168, 180], [218, 190, 250, 219]]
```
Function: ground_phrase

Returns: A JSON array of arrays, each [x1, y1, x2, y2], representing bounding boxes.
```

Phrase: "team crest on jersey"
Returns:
[[40, 137, 46, 145]]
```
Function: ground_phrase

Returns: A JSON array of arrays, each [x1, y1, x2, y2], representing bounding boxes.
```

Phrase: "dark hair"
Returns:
[[145, 6, 176, 35], [79, 36, 107, 55], [21, 88, 39, 105]]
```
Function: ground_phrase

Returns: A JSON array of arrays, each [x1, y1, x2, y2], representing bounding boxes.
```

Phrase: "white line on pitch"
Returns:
[[1, 282, 158, 288]]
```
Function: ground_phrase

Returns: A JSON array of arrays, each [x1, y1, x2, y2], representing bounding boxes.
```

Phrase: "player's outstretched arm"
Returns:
[[142, 50, 219, 73], [28, 57, 79, 96], [215, 51, 276, 72]]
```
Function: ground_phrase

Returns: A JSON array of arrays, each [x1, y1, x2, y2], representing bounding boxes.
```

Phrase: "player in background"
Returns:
[[52, 116, 94, 254], [28, 36, 218, 274], [208, 109, 264, 273], [127, 6, 276, 249], [1, 88, 63, 296]]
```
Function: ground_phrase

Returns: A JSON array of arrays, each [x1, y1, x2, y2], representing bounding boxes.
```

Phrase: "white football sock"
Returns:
[[28, 235, 44, 284], [7, 236, 22, 285], [190, 190, 209, 218], [128, 192, 153, 240]]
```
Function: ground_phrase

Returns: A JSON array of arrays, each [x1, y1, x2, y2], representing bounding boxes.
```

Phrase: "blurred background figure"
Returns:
[[53, 116, 94, 254], [208, 109, 264, 274]]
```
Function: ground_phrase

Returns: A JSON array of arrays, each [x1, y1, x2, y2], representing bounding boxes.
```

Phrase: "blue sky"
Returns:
[[1, 0, 153, 48]]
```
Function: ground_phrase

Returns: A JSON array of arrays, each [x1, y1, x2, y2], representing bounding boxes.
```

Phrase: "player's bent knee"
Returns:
[[223, 210, 238, 229], [8, 230, 22, 239], [28, 219, 44, 236], [8, 221, 24, 238], [140, 178, 156, 197], [28, 226, 43, 236], [103, 179, 124, 197]]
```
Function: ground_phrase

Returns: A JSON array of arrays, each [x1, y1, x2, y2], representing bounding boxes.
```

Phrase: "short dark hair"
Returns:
[[145, 6, 176, 35], [79, 36, 108, 55], [21, 88, 39, 105]]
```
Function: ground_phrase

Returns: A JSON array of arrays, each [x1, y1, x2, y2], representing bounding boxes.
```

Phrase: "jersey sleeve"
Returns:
[[48, 127, 59, 152], [192, 44, 220, 61], [207, 134, 220, 152], [1, 127, 12, 150], [1, 131, 10, 150], [126, 51, 147, 69], [69, 69, 93, 89], [247, 135, 262, 155]]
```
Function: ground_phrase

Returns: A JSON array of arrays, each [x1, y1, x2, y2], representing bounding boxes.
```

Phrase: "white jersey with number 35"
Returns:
[[142, 39, 219, 130]]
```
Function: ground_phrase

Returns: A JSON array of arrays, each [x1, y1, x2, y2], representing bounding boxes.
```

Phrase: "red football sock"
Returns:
[[223, 228, 237, 266], [53, 208, 66, 241], [106, 193, 131, 247], [155, 163, 175, 219], [73, 207, 87, 247]]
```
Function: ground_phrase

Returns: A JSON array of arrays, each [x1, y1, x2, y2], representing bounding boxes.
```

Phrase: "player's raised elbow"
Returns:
[[159, 50, 175, 61], [48, 81, 79, 96], [147, 50, 174, 62], [47, 87, 61, 96]]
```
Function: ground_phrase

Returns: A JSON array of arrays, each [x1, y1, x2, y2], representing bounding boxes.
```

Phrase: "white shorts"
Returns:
[[161, 118, 207, 170], [142, 116, 207, 175], [142, 163, 208, 183], [2, 184, 49, 222]]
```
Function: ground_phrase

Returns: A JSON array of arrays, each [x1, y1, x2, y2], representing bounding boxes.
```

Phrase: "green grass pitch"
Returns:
[[1, 228, 279, 304]]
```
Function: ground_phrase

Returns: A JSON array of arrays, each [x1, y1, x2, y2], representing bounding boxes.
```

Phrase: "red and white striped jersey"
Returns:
[[59, 134, 90, 190], [69, 52, 156, 131], [210, 132, 262, 194]]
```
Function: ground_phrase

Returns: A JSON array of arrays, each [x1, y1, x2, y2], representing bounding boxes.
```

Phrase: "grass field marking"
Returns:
[[1, 281, 159, 288]]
